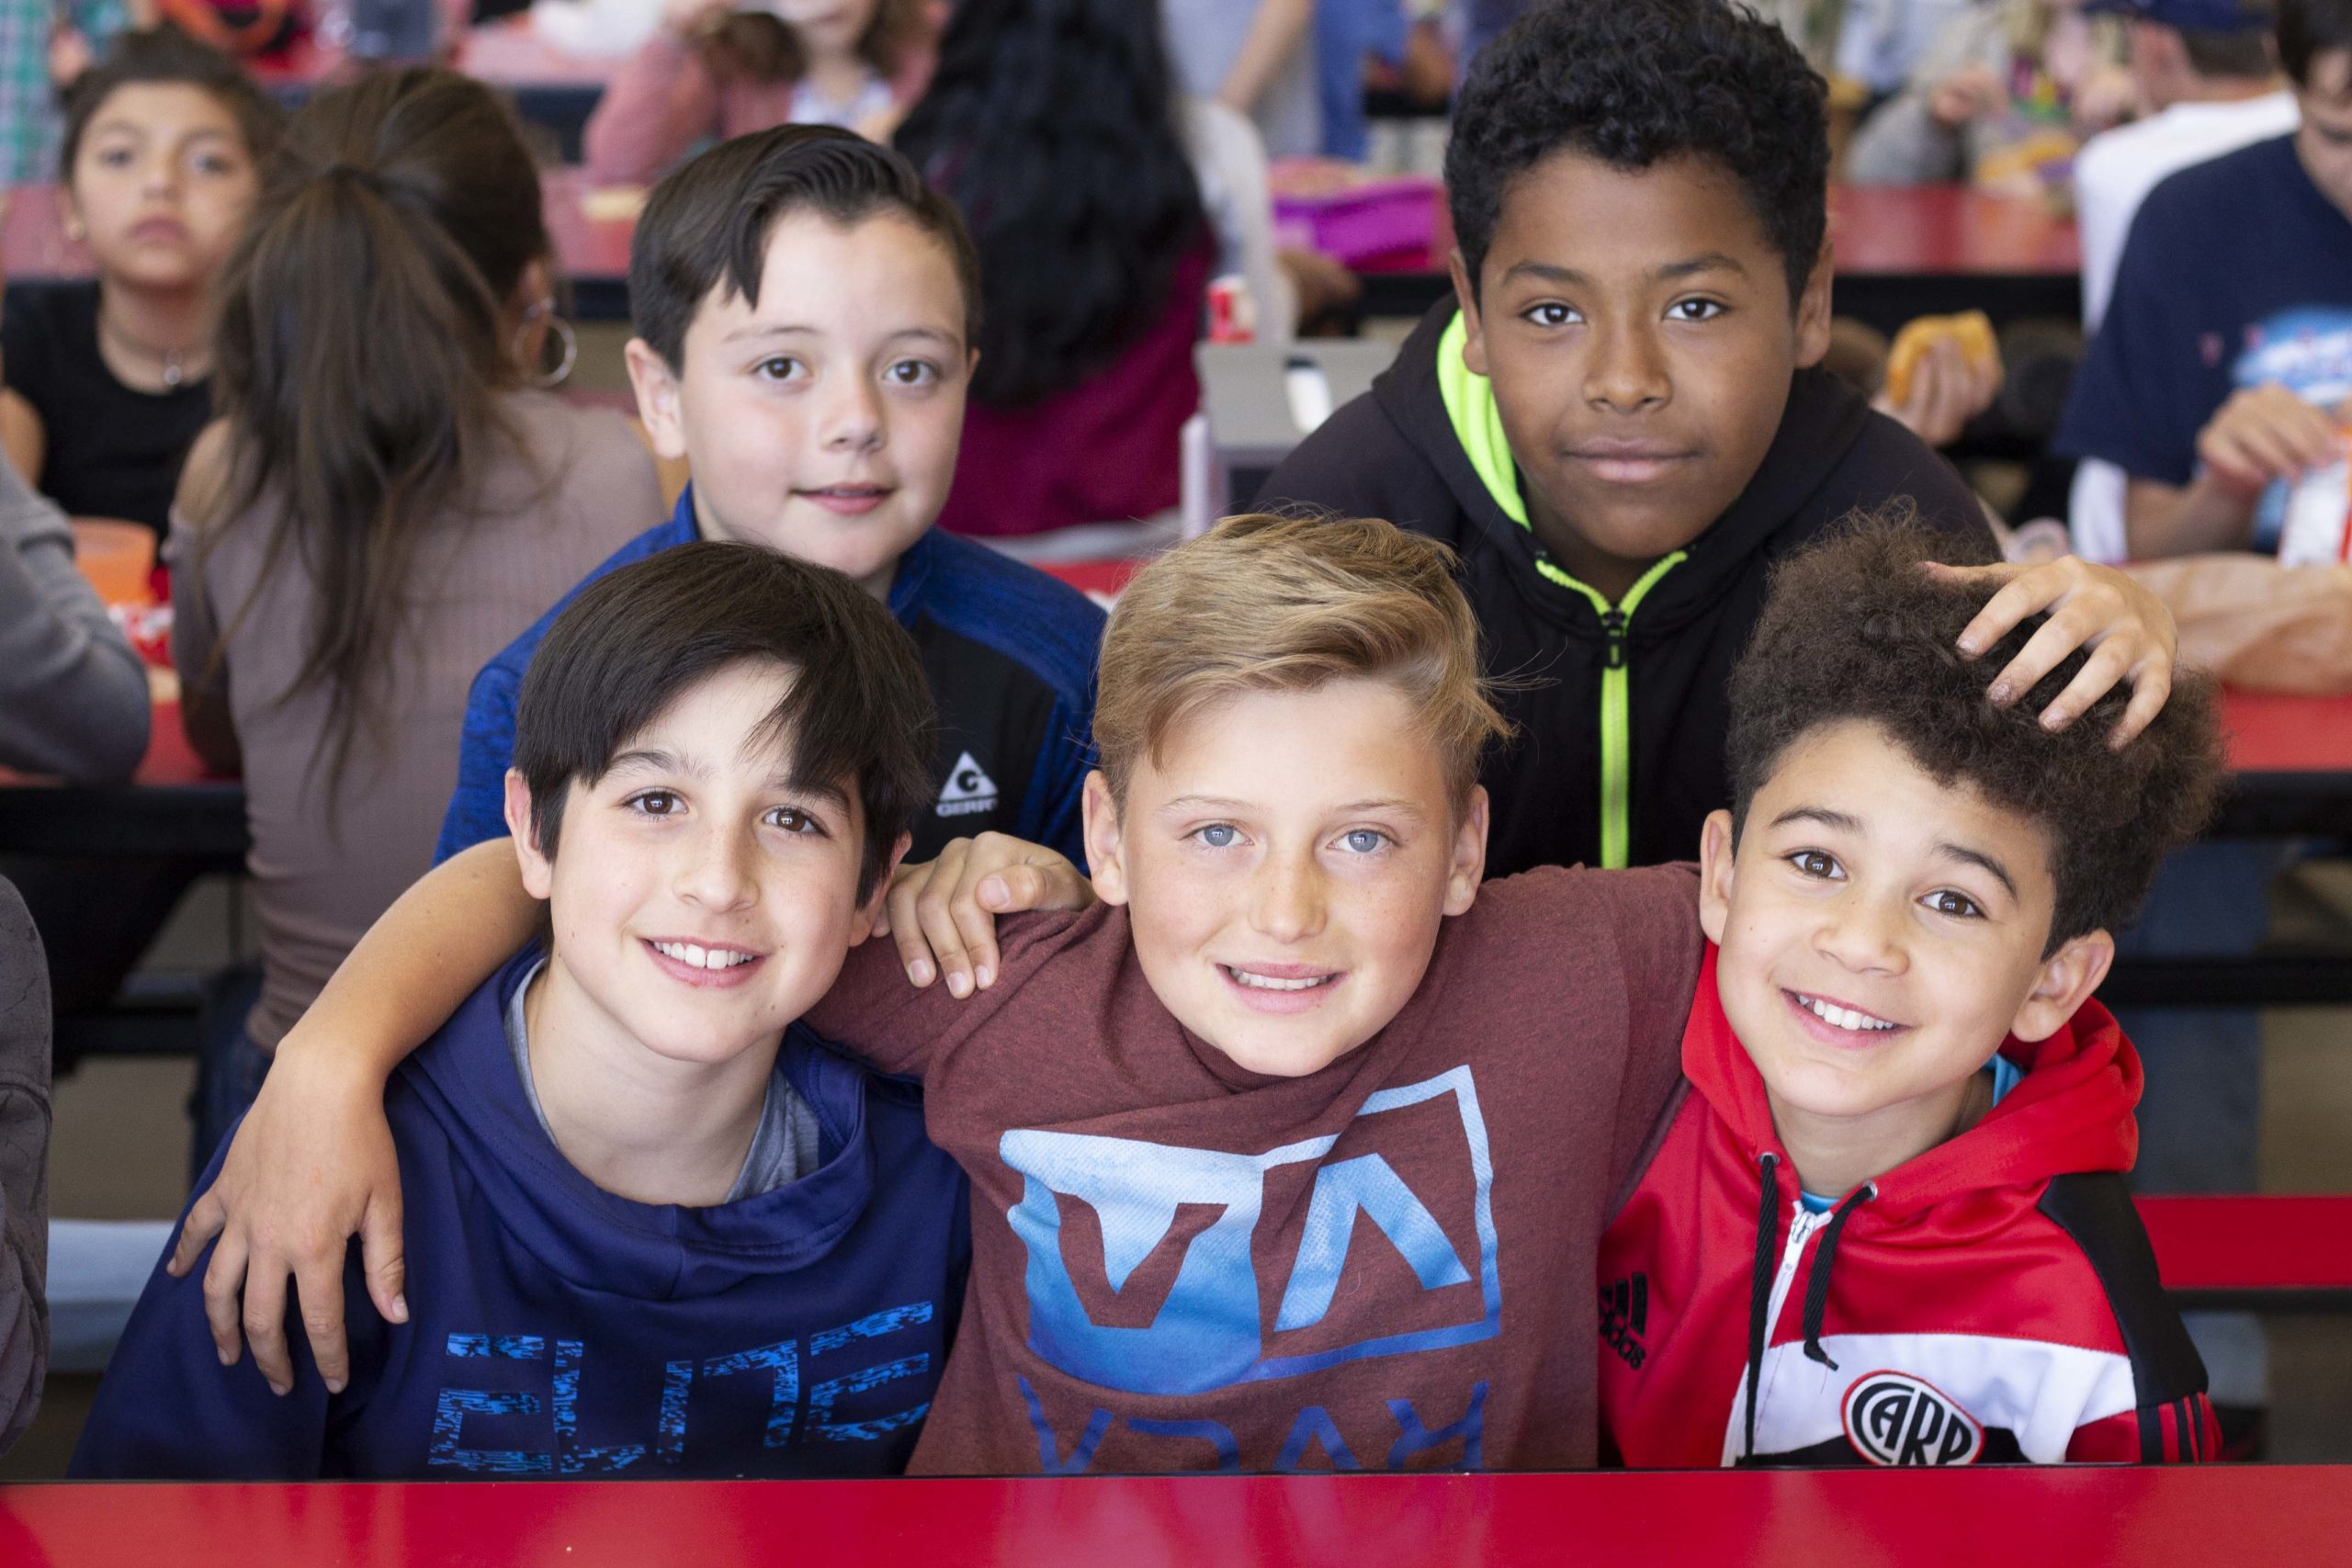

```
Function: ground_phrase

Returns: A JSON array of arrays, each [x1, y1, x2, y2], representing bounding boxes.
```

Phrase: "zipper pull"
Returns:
[[1602, 608, 1627, 669]]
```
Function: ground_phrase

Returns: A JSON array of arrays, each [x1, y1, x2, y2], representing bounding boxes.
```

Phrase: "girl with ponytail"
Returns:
[[171, 68, 661, 1163]]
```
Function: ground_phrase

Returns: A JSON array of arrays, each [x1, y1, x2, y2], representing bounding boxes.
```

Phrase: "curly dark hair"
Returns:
[[1726, 518, 2226, 952], [1445, 0, 1829, 308], [893, 0, 1206, 408]]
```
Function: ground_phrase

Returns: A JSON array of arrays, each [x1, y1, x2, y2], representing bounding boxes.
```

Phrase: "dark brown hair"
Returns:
[[59, 23, 286, 178], [1726, 516, 2225, 951], [200, 68, 548, 811], [2280, 0, 2352, 83], [514, 541, 936, 902], [700, 0, 928, 85], [629, 122, 978, 371]]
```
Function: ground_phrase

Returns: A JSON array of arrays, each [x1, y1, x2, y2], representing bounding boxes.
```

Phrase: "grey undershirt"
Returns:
[[503, 959, 821, 1202]]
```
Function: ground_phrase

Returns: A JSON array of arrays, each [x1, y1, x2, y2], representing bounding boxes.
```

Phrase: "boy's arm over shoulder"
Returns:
[[1473, 864, 1702, 1199], [0, 880, 50, 1455], [70, 1193, 371, 1478], [803, 905, 1108, 1080]]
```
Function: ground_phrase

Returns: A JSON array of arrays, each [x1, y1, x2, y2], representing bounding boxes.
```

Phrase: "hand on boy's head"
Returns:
[[1935, 556, 2177, 749], [164, 1036, 409, 1398], [2195, 383, 2342, 498], [876, 832, 1095, 996]]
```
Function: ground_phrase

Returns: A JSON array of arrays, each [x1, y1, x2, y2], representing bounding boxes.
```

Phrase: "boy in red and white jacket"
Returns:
[[1600, 521, 2225, 1468]]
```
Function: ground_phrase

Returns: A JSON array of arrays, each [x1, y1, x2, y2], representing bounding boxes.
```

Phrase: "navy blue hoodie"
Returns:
[[73, 951, 970, 1480]]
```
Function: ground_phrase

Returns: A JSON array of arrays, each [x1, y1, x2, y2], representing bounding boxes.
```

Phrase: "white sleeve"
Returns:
[[1181, 97, 1298, 342]]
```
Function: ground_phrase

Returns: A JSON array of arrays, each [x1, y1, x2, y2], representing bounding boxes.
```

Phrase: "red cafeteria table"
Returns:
[[6, 1466, 2351, 1566]]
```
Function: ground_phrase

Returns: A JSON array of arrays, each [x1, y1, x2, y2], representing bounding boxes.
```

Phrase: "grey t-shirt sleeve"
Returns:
[[503, 960, 820, 1202], [0, 451, 148, 782]]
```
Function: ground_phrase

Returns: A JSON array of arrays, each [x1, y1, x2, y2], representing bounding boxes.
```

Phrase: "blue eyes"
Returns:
[[1188, 825, 1390, 853]]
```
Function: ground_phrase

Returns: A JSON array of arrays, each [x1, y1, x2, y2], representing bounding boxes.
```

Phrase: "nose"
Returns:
[[1248, 846, 1328, 944], [1581, 318, 1671, 415], [140, 151, 180, 198], [1813, 890, 1907, 978], [674, 818, 759, 915], [818, 369, 885, 454]]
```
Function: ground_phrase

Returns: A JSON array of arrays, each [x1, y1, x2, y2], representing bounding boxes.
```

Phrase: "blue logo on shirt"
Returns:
[[1000, 1066, 1501, 1397]]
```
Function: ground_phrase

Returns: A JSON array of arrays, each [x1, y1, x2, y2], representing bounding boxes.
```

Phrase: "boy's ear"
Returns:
[[1081, 772, 1130, 907], [624, 337, 689, 461], [2008, 929, 2116, 1043], [1698, 808, 1737, 946], [851, 831, 914, 944], [1792, 236, 1835, 369], [1448, 248, 1490, 379], [1443, 785, 1489, 917], [503, 769, 557, 901]]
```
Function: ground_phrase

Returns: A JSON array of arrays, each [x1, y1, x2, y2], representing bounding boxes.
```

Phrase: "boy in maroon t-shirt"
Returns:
[[162, 516, 2176, 1472]]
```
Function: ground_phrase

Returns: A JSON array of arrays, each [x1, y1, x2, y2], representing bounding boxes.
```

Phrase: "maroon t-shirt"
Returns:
[[808, 863, 1701, 1473]]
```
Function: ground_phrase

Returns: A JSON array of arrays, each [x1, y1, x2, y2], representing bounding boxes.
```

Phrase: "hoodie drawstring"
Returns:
[[1800, 1183, 1877, 1371], [1742, 1153, 1779, 1461]]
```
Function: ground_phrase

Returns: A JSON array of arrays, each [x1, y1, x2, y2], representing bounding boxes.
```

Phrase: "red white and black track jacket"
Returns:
[[1600, 948, 2218, 1468]]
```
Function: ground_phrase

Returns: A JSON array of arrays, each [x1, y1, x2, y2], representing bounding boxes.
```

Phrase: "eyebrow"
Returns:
[[1155, 794, 1429, 820], [719, 322, 961, 348], [1770, 805, 2019, 900], [1499, 252, 1748, 288], [605, 748, 851, 811], [1934, 843, 2018, 902]]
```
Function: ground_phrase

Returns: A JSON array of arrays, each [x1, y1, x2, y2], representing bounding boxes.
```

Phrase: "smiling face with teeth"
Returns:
[[1083, 678, 1489, 1079], [504, 658, 891, 1079], [1699, 720, 2115, 1177]]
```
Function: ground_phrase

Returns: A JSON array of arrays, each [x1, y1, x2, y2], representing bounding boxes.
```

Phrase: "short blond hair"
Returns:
[[1094, 514, 1512, 813]]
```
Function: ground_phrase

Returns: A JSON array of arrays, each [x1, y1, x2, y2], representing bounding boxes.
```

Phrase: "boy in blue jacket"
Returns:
[[74, 542, 969, 1480], [432, 124, 1102, 871]]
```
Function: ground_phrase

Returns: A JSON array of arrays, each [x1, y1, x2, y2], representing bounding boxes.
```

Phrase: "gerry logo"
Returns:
[[999, 1066, 1501, 1397]]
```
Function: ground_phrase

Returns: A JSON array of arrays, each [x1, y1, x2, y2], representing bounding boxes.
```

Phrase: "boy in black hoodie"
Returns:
[[1261, 0, 2169, 878]]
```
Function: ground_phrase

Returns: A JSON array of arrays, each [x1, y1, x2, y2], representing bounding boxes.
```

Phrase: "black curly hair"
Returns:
[[1446, 0, 1829, 310], [1726, 516, 2225, 953]]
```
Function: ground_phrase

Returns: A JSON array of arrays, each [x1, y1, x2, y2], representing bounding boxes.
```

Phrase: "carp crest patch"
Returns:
[[1840, 1371, 1984, 1467]]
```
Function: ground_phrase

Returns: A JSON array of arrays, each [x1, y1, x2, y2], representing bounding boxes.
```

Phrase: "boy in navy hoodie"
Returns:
[[1600, 522, 2224, 1468], [74, 543, 969, 1480]]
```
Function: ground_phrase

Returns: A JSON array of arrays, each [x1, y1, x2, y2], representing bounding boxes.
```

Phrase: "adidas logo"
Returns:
[[935, 750, 1001, 818], [1600, 1272, 1648, 1371]]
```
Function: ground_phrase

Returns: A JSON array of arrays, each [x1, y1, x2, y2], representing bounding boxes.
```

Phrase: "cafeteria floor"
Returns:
[[6, 863, 2352, 1476]]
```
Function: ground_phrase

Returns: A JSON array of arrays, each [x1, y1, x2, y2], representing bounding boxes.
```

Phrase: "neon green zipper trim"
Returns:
[[1534, 551, 1686, 870], [1431, 307, 1685, 868]]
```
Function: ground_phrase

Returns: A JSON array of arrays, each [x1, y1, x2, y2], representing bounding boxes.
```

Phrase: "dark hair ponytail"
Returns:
[[202, 68, 548, 808], [893, 0, 1205, 407]]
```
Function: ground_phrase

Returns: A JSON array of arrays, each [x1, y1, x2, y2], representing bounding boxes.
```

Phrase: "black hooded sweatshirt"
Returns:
[[1257, 300, 1991, 878]]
